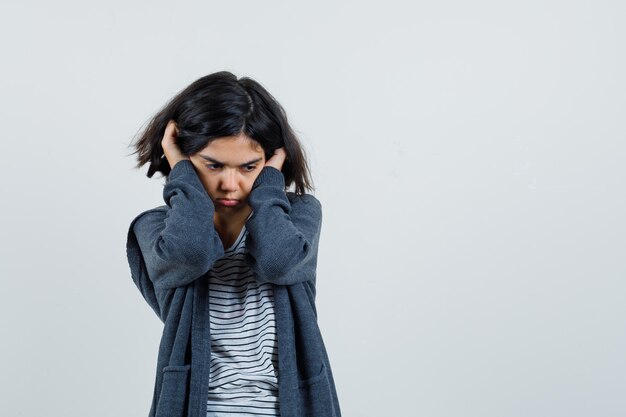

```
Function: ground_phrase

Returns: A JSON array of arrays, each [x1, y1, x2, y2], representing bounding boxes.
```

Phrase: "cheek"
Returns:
[[252, 167, 265, 182], [197, 174, 216, 193], [243, 171, 261, 193]]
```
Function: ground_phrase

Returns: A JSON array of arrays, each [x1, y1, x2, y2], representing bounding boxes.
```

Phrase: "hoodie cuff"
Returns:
[[252, 166, 285, 190], [168, 159, 195, 180]]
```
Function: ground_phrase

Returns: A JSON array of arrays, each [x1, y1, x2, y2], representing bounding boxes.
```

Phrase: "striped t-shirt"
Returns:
[[206, 216, 280, 416]]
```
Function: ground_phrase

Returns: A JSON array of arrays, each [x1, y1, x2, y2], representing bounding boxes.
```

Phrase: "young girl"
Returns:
[[125, 71, 341, 417]]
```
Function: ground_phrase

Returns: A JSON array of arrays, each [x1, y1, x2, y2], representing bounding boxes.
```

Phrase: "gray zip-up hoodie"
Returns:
[[125, 159, 341, 417]]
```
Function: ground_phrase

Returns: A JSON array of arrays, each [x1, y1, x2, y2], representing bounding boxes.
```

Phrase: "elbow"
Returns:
[[247, 247, 317, 286], [149, 235, 224, 291], [150, 248, 217, 291]]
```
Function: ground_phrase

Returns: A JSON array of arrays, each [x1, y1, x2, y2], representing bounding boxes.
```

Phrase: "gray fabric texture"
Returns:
[[126, 160, 341, 417]]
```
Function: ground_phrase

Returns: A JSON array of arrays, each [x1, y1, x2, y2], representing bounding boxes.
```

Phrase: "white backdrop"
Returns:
[[1, 1, 625, 416]]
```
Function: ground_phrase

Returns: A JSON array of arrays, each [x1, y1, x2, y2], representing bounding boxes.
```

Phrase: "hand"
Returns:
[[161, 120, 190, 169], [265, 147, 287, 172]]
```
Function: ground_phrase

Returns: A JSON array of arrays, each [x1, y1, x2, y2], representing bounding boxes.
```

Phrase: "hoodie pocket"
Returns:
[[156, 364, 191, 417], [297, 363, 336, 416], [298, 362, 327, 388]]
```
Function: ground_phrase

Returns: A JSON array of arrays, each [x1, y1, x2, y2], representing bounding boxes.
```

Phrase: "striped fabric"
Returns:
[[206, 215, 280, 416]]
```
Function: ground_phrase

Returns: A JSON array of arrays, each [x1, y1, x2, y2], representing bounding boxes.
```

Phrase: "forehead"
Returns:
[[199, 134, 264, 161], [208, 134, 261, 151]]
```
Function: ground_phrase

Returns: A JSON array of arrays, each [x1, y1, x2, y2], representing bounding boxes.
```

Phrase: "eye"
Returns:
[[206, 163, 222, 170], [243, 165, 257, 172]]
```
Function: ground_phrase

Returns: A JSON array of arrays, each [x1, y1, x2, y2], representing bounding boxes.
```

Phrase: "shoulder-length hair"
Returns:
[[128, 71, 314, 195]]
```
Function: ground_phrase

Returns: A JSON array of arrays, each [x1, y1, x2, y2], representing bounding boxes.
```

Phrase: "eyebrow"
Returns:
[[198, 155, 263, 167]]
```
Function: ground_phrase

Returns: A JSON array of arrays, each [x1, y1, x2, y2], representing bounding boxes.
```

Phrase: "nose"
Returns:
[[219, 169, 238, 192]]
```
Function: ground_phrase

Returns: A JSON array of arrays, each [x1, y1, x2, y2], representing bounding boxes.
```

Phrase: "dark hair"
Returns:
[[128, 71, 314, 195]]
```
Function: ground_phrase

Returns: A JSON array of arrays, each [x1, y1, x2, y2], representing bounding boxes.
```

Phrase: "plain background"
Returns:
[[1, 1, 625, 416]]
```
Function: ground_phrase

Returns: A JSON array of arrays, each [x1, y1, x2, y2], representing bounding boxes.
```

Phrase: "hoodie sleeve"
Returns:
[[126, 207, 165, 320], [244, 166, 323, 286], [127, 159, 225, 295]]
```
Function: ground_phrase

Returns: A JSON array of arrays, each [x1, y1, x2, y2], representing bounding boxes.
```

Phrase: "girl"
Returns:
[[125, 71, 341, 417]]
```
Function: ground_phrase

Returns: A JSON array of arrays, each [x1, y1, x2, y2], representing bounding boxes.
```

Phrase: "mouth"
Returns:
[[215, 198, 240, 207]]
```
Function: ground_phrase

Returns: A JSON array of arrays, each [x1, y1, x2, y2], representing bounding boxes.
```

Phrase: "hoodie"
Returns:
[[125, 159, 341, 417]]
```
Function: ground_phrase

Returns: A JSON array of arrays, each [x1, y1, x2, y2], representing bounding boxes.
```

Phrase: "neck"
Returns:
[[214, 206, 252, 243]]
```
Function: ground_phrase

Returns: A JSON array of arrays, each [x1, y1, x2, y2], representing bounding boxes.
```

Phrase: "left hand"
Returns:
[[265, 147, 287, 171]]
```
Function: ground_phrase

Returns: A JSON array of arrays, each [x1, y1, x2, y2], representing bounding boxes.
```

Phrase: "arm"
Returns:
[[126, 209, 189, 322], [130, 159, 225, 292], [244, 166, 323, 286]]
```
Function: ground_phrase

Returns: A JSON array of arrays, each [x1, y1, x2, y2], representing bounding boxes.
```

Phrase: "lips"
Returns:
[[216, 199, 240, 207]]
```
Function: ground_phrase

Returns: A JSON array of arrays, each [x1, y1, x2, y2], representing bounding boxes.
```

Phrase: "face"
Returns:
[[189, 134, 266, 218]]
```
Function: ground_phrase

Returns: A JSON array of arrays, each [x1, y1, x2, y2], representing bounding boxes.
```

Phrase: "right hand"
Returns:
[[161, 120, 190, 169]]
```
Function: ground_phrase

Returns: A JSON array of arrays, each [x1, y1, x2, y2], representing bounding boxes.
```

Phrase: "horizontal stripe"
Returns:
[[207, 221, 279, 416], [210, 310, 275, 333], [209, 298, 276, 316]]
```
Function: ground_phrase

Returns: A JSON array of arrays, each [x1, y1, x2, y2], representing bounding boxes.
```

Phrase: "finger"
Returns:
[[167, 120, 178, 137]]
